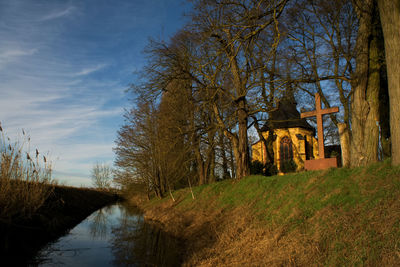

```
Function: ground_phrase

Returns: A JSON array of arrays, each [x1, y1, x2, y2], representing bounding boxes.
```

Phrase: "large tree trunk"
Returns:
[[338, 123, 351, 167], [378, 61, 391, 159], [236, 99, 250, 179], [216, 98, 250, 180], [350, 1, 382, 166], [378, 0, 400, 165], [154, 170, 164, 198], [193, 134, 207, 185], [196, 154, 207, 185]]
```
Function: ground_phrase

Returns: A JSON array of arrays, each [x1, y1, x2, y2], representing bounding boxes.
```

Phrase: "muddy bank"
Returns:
[[0, 185, 120, 265]]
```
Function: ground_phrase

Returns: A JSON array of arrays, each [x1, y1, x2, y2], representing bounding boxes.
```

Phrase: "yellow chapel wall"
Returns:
[[251, 128, 319, 172], [251, 131, 272, 164], [273, 128, 319, 171], [251, 140, 265, 163]]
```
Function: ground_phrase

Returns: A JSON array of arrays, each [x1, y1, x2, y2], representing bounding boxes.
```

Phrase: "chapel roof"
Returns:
[[261, 97, 315, 133]]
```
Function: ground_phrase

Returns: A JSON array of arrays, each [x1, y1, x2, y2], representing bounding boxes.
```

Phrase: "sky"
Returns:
[[0, 0, 191, 186]]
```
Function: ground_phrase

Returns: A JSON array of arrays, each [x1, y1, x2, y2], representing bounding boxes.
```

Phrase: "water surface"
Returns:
[[36, 202, 182, 266]]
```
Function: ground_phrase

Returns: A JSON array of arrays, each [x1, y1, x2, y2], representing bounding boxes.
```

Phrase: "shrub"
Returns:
[[280, 159, 297, 173], [264, 163, 279, 176], [250, 160, 265, 175], [250, 161, 279, 176]]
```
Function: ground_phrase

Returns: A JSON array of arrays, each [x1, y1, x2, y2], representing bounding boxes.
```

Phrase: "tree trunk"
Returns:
[[266, 130, 275, 164], [253, 118, 274, 164], [197, 160, 207, 185], [229, 140, 236, 179], [207, 128, 216, 183], [378, 0, 400, 165], [190, 109, 207, 185], [378, 60, 391, 159], [231, 138, 241, 179], [338, 123, 351, 167], [194, 145, 207, 185], [236, 99, 250, 179], [154, 172, 163, 198], [350, 1, 381, 166], [208, 148, 216, 183], [219, 131, 231, 179]]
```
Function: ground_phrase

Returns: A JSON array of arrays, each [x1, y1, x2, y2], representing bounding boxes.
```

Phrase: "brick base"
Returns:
[[304, 157, 338, 170]]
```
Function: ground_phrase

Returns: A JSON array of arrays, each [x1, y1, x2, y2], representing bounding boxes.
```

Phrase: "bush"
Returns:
[[280, 159, 297, 173], [250, 161, 279, 176], [250, 160, 265, 175], [265, 163, 279, 176]]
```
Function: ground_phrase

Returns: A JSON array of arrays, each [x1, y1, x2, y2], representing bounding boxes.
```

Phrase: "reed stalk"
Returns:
[[0, 124, 53, 221]]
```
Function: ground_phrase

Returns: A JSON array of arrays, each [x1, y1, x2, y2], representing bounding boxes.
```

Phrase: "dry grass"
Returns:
[[0, 126, 53, 221], [131, 160, 400, 266]]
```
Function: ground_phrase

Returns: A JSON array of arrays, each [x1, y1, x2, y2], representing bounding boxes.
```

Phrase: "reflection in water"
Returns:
[[35, 203, 182, 266], [111, 205, 182, 266], [89, 205, 114, 239]]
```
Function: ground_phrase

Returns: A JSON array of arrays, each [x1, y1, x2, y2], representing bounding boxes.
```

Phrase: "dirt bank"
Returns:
[[131, 161, 400, 266], [131, 195, 306, 266], [0, 185, 120, 265]]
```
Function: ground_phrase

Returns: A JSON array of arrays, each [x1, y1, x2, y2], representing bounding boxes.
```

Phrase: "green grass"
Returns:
[[165, 161, 399, 219], [143, 159, 400, 265]]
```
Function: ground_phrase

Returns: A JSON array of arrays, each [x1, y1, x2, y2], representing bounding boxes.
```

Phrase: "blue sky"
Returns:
[[0, 0, 191, 186]]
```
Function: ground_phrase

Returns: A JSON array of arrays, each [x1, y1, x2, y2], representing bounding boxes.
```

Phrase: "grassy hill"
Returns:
[[132, 160, 400, 266]]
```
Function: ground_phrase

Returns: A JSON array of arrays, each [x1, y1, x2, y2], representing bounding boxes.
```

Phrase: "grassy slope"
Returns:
[[135, 160, 400, 266]]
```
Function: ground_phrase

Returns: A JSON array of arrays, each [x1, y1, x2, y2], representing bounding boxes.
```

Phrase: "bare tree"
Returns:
[[283, 0, 356, 166], [115, 76, 196, 197], [281, 0, 390, 167], [114, 100, 163, 197], [188, 0, 288, 179], [91, 162, 113, 190]]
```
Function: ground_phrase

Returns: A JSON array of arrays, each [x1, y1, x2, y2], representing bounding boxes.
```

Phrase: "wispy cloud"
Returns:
[[0, 48, 38, 69], [0, 84, 124, 186], [39, 6, 75, 21], [0, 48, 38, 59], [0, 0, 188, 186], [74, 64, 107, 76]]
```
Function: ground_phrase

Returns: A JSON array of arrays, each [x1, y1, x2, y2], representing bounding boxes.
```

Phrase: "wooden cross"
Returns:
[[301, 93, 339, 159]]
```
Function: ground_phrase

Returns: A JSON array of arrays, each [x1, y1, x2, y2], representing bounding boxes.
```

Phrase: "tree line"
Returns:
[[114, 0, 400, 198]]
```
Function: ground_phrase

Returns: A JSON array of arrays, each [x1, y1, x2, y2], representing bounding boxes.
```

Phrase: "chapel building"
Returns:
[[252, 97, 319, 172]]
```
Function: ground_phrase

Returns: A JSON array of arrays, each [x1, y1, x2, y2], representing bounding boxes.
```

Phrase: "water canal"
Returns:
[[34, 202, 182, 266]]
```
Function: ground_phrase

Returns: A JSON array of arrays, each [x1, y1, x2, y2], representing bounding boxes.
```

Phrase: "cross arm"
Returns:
[[320, 106, 339, 115], [300, 110, 317, 118]]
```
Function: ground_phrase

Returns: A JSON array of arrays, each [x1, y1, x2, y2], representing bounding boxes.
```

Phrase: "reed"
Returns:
[[0, 124, 53, 221]]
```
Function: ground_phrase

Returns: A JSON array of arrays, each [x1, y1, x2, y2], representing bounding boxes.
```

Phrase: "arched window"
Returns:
[[280, 136, 293, 161]]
